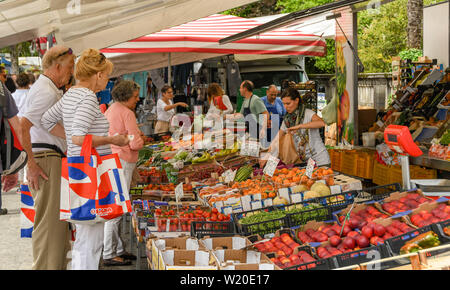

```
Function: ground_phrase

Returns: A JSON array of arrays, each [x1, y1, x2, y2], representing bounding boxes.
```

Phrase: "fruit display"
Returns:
[[408, 203, 450, 228], [380, 192, 433, 215], [336, 204, 390, 229], [155, 207, 231, 232], [271, 167, 335, 188], [143, 183, 193, 193], [234, 164, 254, 182]]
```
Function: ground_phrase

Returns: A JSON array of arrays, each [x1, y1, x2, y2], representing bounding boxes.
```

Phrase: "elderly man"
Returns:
[[20, 45, 75, 270], [261, 85, 286, 145]]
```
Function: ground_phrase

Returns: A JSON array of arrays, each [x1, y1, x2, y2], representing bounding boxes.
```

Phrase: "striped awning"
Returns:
[[101, 14, 327, 57]]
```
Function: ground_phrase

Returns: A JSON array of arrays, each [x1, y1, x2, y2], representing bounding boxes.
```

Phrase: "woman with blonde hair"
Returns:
[[42, 48, 130, 270]]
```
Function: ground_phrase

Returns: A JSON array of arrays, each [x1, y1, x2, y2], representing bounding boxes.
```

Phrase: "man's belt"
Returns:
[[32, 143, 66, 158]]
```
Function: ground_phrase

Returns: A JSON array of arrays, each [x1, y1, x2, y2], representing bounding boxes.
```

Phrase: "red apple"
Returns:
[[361, 226, 373, 239], [329, 235, 342, 247], [373, 224, 386, 237], [343, 237, 356, 249], [356, 235, 370, 248], [370, 236, 385, 246], [347, 231, 359, 238]]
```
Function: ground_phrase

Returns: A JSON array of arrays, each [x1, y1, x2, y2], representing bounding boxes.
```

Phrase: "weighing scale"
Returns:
[[384, 125, 450, 198]]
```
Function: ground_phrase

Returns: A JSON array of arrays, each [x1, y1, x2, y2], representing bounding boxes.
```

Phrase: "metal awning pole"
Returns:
[[168, 52, 172, 86]]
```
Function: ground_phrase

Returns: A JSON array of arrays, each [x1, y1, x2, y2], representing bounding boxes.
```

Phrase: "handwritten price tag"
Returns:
[[222, 169, 237, 183], [175, 182, 184, 203], [305, 158, 316, 179], [263, 155, 280, 177]]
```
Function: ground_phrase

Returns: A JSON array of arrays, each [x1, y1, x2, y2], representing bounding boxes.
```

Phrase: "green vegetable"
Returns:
[[440, 129, 450, 145], [137, 147, 153, 166], [399, 231, 441, 254]]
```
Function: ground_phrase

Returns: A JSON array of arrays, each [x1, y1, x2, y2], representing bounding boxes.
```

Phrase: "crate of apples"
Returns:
[[409, 202, 450, 228], [360, 219, 416, 246], [379, 192, 432, 215], [336, 204, 389, 230]]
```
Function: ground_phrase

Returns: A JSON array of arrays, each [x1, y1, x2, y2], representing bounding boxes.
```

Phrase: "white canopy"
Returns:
[[0, 0, 256, 54]]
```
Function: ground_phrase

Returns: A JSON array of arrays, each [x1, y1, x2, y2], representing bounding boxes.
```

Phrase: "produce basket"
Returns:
[[329, 149, 343, 172], [339, 150, 358, 177], [372, 162, 390, 186], [356, 183, 401, 201], [233, 207, 290, 237], [388, 165, 404, 186], [190, 221, 237, 239], [285, 205, 333, 228], [356, 150, 375, 179]]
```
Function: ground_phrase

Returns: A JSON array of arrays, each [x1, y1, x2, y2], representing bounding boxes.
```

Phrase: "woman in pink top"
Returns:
[[103, 80, 144, 266]]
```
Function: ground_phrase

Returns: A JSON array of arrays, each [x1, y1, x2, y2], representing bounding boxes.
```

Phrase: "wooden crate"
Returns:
[[340, 150, 358, 176], [356, 151, 375, 179]]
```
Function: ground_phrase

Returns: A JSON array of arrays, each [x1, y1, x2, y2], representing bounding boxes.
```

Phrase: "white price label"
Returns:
[[240, 141, 260, 157], [376, 120, 384, 128], [222, 169, 237, 183], [175, 182, 184, 203], [305, 158, 316, 179], [263, 155, 280, 177]]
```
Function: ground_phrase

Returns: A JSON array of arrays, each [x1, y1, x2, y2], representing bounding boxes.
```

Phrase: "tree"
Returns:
[[407, 0, 423, 49], [0, 41, 38, 74]]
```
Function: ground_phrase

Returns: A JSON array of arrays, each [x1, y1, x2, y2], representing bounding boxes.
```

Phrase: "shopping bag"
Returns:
[[278, 133, 302, 165], [60, 135, 132, 224], [20, 184, 35, 238]]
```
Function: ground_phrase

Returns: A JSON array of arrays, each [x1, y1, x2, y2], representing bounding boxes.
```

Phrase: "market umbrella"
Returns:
[[101, 14, 327, 77]]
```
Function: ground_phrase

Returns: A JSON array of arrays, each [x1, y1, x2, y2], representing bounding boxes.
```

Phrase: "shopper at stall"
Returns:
[[41, 48, 130, 270], [11, 72, 31, 116], [155, 85, 188, 134], [205, 83, 233, 120], [0, 74, 22, 216], [261, 84, 286, 145], [260, 87, 330, 167], [20, 45, 75, 270], [103, 80, 144, 266], [233, 80, 270, 140]]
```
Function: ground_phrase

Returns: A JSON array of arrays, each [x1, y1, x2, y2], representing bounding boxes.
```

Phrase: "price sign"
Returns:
[[305, 158, 316, 179], [240, 140, 260, 157], [222, 169, 237, 183], [263, 155, 280, 177], [175, 182, 184, 203]]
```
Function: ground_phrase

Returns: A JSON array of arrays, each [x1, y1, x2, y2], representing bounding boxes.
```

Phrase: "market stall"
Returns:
[[126, 121, 450, 270], [327, 57, 449, 196]]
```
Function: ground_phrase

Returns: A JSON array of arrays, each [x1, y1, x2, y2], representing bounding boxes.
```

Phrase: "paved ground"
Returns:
[[0, 186, 147, 270]]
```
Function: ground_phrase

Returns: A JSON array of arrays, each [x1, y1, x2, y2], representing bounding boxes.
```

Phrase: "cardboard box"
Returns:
[[212, 249, 273, 269], [160, 249, 218, 270], [200, 236, 252, 251], [151, 236, 206, 270]]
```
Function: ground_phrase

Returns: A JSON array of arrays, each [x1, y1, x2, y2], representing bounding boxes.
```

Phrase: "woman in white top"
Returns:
[[42, 48, 130, 270], [155, 85, 188, 134], [261, 87, 330, 167], [205, 83, 233, 120], [11, 73, 31, 117]]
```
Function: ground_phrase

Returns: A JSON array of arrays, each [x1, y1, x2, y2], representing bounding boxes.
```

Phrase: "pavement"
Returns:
[[0, 186, 147, 270]]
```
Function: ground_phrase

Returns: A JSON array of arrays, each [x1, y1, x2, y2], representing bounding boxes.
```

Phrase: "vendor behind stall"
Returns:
[[205, 83, 233, 120], [232, 80, 270, 140], [261, 84, 286, 145], [261, 87, 330, 167], [155, 85, 188, 134]]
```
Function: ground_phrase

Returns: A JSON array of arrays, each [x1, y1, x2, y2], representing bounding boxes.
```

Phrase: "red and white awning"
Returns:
[[101, 14, 327, 57]]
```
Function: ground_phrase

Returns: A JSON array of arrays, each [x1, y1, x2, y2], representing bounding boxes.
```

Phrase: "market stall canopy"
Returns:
[[0, 0, 256, 54], [101, 14, 327, 77]]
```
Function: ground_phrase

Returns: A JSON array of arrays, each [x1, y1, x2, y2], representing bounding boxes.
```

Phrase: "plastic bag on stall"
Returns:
[[321, 95, 337, 125], [375, 143, 400, 166]]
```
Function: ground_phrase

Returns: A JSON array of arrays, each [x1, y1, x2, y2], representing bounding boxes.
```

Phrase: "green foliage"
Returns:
[[399, 48, 423, 61]]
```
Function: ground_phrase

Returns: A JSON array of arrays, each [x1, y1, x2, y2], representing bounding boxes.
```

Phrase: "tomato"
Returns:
[[211, 208, 218, 214]]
